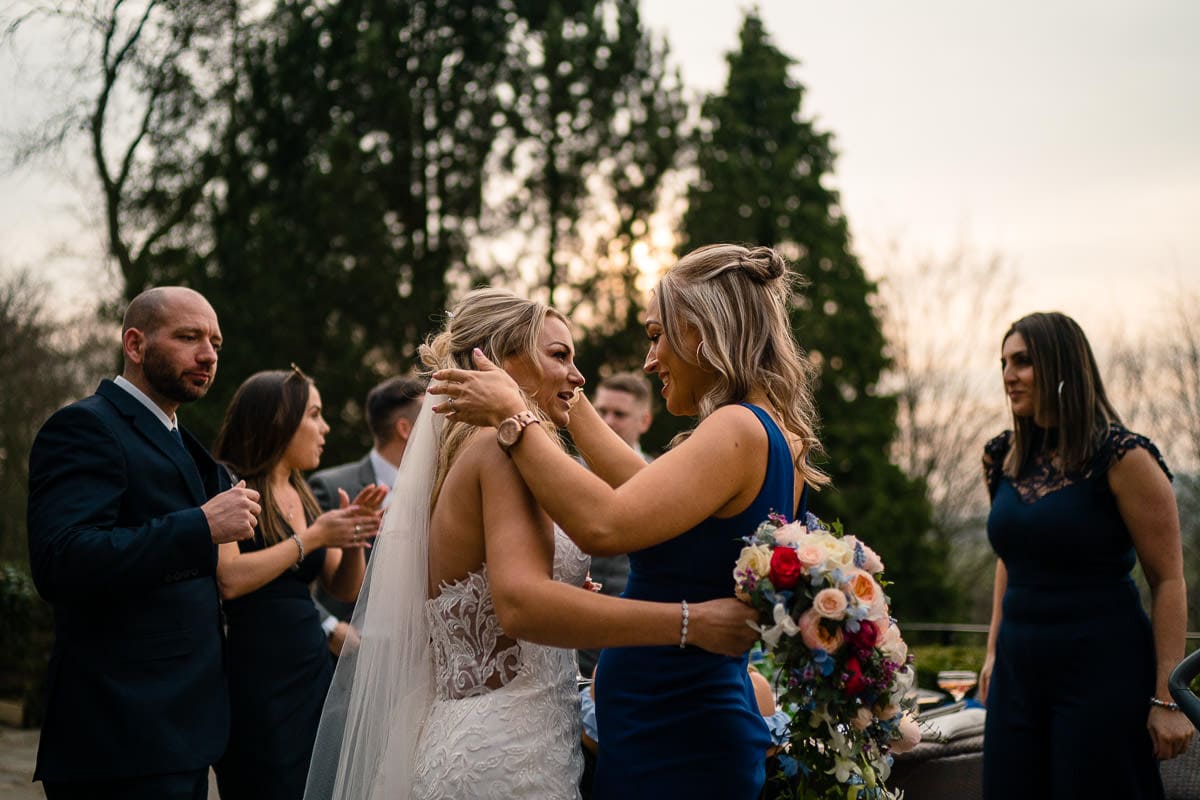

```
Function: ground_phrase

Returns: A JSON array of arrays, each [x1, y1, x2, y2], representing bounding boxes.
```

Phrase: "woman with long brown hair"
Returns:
[[978, 312, 1191, 798], [211, 367, 384, 800]]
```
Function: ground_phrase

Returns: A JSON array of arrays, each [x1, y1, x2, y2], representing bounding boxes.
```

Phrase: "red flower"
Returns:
[[843, 656, 868, 697], [848, 619, 879, 652], [769, 547, 803, 590]]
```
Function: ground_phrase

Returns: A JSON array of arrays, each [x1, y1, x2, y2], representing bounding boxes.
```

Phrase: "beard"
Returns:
[[143, 344, 213, 404]]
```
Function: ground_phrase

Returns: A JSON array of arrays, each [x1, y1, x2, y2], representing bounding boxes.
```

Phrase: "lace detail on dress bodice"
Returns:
[[426, 566, 522, 700], [425, 527, 592, 700], [983, 424, 1172, 505], [414, 528, 591, 800]]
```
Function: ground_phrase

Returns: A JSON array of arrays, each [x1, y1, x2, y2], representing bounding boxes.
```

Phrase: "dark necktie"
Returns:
[[170, 426, 186, 450]]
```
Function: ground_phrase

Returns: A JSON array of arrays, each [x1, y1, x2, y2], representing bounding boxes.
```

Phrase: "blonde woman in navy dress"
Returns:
[[431, 245, 826, 799], [979, 312, 1192, 799]]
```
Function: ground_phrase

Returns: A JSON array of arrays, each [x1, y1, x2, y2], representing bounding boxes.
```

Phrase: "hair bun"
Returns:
[[740, 246, 787, 284], [418, 332, 452, 371]]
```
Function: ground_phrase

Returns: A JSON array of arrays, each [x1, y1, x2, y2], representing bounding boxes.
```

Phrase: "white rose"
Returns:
[[815, 533, 856, 570], [735, 544, 773, 580]]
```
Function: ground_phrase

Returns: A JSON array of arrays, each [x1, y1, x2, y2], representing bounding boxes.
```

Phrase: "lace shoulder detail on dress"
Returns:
[[982, 430, 1012, 499], [1096, 424, 1174, 482]]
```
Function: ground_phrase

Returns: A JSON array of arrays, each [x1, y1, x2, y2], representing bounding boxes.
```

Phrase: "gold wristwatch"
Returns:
[[496, 410, 541, 455]]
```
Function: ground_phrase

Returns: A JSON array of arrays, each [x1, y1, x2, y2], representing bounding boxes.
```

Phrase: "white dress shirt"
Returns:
[[114, 375, 179, 432]]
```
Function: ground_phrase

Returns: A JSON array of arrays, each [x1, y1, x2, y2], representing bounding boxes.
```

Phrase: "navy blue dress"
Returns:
[[593, 404, 797, 799], [214, 520, 333, 800], [982, 424, 1169, 799]]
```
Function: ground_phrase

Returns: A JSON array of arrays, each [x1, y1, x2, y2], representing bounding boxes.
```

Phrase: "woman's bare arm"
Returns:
[[475, 438, 758, 656], [1110, 448, 1192, 759]]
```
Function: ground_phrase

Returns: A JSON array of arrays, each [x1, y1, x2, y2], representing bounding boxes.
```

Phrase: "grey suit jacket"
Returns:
[[308, 454, 375, 512]]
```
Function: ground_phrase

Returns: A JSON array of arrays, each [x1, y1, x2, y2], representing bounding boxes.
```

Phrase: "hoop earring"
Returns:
[[1057, 380, 1065, 397]]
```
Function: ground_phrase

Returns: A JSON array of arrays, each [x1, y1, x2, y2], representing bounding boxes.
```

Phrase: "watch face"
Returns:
[[496, 417, 521, 449]]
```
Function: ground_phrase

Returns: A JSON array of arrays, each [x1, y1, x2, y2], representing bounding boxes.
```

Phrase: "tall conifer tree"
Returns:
[[112, 0, 682, 464], [680, 12, 953, 619]]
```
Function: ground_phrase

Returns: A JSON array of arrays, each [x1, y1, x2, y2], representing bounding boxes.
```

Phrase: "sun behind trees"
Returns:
[[2, 0, 685, 463]]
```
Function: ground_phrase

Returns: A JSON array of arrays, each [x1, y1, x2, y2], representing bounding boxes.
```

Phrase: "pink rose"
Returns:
[[846, 536, 886, 574], [795, 541, 824, 569], [773, 522, 809, 546], [860, 544, 884, 575], [798, 608, 844, 653], [812, 588, 848, 620], [892, 713, 922, 753]]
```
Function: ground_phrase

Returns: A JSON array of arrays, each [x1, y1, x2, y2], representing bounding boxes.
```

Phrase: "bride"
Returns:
[[304, 288, 760, 799]]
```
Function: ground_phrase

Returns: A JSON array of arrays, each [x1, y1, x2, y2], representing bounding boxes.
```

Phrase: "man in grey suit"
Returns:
[[309, 375, 426, 643]]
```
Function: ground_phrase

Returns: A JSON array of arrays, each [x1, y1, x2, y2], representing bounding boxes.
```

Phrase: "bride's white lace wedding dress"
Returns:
[[412, 528, 590, 799], [304, 399, 589, 800]]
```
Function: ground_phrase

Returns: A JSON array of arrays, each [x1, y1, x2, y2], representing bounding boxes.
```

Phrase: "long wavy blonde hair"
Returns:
[[656, 244, 829, 491], [419, 287, 566, 507]]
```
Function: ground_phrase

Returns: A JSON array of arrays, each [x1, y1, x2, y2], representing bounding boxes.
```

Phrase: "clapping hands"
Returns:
[[311, 485, 386, 550]]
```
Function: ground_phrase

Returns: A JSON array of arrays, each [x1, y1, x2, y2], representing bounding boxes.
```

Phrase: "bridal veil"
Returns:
[[304, 393, 442, 800]]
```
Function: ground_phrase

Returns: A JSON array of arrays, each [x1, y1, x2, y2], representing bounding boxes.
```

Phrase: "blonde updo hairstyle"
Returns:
[[419, 287, 567, 506], [656, 244, 829, 490]]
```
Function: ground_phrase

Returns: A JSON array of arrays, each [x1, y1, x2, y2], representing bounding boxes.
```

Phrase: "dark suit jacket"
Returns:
[[26, 380, 232, 782], [307, 454, 375, 621]]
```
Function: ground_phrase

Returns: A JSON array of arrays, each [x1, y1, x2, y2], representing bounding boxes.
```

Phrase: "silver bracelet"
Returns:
[[1150, 696, 1181, 712], [289, 534, 305, 569], [679, 600, 689, 649]]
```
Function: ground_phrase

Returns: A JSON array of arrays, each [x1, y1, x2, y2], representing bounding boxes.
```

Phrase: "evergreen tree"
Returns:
[[679, 12, 953, 619], [101, 0, 683, 464], [174, 0, 519, 458]]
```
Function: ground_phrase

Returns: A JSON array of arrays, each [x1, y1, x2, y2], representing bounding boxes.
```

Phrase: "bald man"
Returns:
[[27, 287, 260, 799]]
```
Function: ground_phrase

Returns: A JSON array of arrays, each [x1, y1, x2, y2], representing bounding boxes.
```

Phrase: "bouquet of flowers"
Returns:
[[734, 512, 921, 800]]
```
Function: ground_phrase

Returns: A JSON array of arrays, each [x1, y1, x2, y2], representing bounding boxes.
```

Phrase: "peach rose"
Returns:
[[798, 608, 844, 653], [844, 569, 888, 620], [812, 588, 849, 620]]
